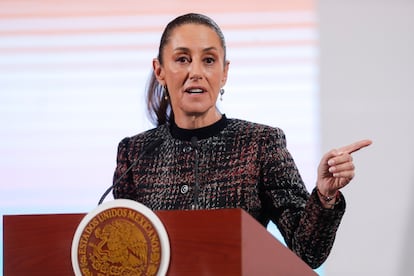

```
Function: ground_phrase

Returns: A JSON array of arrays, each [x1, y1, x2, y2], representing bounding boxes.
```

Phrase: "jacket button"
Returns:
[[180, 185, 189, 194]]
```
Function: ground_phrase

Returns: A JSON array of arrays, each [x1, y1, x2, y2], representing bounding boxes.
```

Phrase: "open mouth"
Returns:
[[186, 88, 204, 94]]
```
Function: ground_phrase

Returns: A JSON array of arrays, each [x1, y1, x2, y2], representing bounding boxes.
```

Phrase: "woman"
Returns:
[[113, 13, 371, 268]]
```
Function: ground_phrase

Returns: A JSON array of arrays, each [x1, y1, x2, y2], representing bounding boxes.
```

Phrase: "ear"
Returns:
[[220, 60, 230, 87], [152, 58, 165, 86]]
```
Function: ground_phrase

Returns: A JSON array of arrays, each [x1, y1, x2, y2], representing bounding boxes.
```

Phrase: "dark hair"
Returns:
[[146, 13, 227, 126]]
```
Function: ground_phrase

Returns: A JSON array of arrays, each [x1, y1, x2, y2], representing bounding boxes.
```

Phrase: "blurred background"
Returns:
[[1, 0, 413, 275], [319, 1, 413, 275]]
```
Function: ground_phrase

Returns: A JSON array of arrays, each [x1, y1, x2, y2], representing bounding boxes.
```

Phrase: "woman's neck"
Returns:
[[174, 110, 222, 130]]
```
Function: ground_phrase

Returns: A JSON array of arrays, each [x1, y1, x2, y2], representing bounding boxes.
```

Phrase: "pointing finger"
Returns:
[[338, 139, 372, 154]]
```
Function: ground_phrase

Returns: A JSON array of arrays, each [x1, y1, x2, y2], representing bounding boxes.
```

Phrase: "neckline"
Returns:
[[170, 114, 228, 141]]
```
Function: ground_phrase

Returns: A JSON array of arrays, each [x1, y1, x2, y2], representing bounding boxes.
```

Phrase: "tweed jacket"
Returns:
[[113, 115, 345, 268]]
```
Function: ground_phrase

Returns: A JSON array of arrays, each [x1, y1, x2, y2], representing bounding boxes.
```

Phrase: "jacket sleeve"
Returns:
[[287, 189, 346, 268], [259, 127, 346, 269], [112, 137, 137, 200]]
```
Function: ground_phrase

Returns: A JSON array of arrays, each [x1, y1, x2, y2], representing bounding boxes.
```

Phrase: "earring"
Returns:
[[163, 86, 169, 100], [219, 88, 225, 101]]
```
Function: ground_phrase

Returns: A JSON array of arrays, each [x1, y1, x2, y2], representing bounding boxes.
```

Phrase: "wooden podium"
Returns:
[[3, 208, 317, 275]]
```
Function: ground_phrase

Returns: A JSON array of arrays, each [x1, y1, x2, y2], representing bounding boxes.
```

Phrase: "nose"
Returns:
[[189, 60, 203, 80]]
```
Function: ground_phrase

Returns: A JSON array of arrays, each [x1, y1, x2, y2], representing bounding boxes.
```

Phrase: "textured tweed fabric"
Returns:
[[113, 115, 345, 268]]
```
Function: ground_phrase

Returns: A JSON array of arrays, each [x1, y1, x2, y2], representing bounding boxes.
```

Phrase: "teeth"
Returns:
[[188, 88, 203, 93]]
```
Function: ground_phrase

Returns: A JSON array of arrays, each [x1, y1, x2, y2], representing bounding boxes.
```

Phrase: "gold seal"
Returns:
[[72, 200, 170, 276]]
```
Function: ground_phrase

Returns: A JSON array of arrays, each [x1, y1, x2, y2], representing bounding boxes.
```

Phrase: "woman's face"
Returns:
[[153, 23, 229, 126]]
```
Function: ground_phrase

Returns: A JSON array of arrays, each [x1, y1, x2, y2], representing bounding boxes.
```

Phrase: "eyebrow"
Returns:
[[173, 46, 219, 53]]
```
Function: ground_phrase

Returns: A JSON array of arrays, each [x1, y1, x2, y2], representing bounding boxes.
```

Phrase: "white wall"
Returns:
[[319, 0, 414, 275]]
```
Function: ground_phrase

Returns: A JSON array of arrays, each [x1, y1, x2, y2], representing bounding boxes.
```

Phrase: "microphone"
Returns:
[[190, 136, 199, 149], [190, 136, 200, 210], [97, 139, 164, 205]]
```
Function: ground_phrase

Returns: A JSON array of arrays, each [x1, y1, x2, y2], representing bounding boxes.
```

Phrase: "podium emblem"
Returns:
[[71, 199, 170, 276]]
